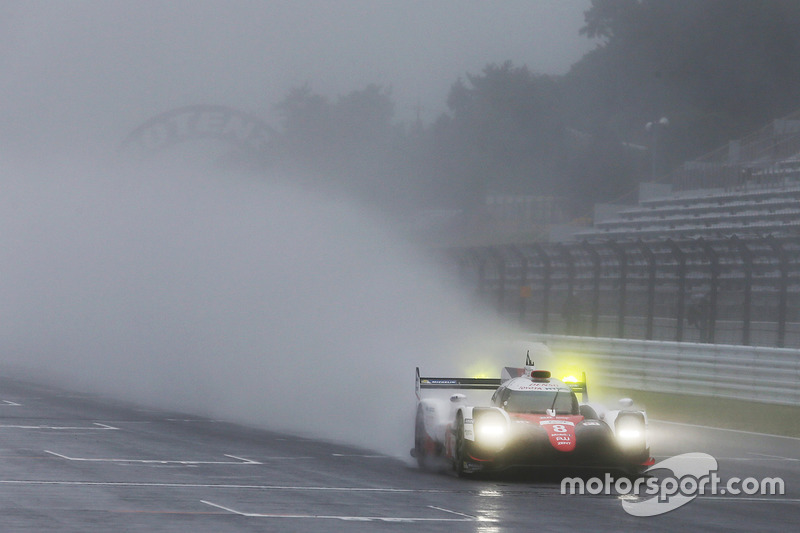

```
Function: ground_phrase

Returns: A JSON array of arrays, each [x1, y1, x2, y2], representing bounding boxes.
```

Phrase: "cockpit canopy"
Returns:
[[491, 384, 579, 415]]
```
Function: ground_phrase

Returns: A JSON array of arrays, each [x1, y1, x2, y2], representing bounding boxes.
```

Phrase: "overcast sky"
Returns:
[[0, 0, 594, 155]]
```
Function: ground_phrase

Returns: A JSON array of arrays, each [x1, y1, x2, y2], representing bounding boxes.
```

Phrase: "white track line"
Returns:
[[748, 452, 799, 462], [0, 422, 118, 430], [660, 455, 800, 462], [427, 505, 480, 519], [1, 400, 21, 406], [651, 420, 800, 441], [0, 480, 448, 493], [200, 500, 485, 522], [44, 451, 263, 465]]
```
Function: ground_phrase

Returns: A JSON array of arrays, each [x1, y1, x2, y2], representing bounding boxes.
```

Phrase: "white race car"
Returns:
[[412, 354, 653, 476]]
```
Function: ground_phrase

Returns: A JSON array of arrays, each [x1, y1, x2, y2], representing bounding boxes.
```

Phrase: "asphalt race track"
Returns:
[[0, 375, 797, 532]]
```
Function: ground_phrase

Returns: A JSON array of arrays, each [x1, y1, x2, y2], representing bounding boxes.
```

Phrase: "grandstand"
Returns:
[[576, 111, 800, 241], [451, 110, 800, 349], [577, 182, 800, 240]]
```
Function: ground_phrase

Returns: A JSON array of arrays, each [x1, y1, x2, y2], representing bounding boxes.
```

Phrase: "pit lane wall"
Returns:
[[527, 334, 800, 407]]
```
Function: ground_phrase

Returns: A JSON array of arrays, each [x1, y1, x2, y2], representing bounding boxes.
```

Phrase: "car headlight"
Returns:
[[617, 428, 642, 441], [474, 412, 508, 451], [616, 414, 646, 449]]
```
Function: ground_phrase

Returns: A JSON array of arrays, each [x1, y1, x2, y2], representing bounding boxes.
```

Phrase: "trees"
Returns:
[[269, 0, 800, 225], [571, 0, 800, 165], [273, 83, 416, 211], [431, 62, 566, 208]]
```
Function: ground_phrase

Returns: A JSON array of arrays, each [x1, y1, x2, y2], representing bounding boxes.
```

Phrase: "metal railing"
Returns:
[[448, 234, 800, 349], [670, 111, 800, 191], [529, 334, 800, 406]]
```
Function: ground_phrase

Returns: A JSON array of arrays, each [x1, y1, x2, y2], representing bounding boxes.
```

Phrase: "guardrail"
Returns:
[[528, 334, 800, 406]]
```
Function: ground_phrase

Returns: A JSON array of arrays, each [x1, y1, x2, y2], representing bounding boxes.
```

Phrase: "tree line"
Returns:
[[257, 0, 800, 230]]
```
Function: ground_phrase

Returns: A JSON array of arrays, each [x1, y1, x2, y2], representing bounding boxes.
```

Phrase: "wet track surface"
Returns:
[[0, 375, 797, 532]]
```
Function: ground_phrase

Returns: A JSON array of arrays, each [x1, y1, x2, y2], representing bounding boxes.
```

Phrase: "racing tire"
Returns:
[[414, 406, 429, 469], [579, 404, 600, 420], [621, 462, 649, 480], [622, 450, 652, 479], [454, 412, 470, 477]]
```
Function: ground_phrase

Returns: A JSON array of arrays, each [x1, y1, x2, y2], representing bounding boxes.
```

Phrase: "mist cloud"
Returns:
[[0, 0, 583, 457], [0, 155, 515, 456]]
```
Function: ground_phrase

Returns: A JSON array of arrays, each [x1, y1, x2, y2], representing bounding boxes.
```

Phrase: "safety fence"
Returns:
[[529, 334, 800, 406], [447, 234, 800, 349]]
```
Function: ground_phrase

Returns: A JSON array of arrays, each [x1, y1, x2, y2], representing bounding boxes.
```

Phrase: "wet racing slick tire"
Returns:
[[414, 405, 429, 469], [454, 411, 471, 477]]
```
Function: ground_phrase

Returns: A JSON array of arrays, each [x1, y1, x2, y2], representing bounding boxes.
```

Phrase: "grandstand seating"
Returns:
[[577, 177, 800, 240], [454, 111, 800, 349], [576, 111, 800, 242]]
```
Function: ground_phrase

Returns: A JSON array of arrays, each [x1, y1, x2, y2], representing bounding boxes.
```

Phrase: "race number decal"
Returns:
[[539, 419, 577, 452]]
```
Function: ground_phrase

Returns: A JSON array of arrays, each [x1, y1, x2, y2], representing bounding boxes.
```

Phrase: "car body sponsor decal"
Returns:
[[539, 417, 581, 452], [512, 382, 562, 391]]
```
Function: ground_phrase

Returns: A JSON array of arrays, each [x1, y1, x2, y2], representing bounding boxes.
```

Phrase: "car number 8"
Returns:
[[553, 425, 568, 433]]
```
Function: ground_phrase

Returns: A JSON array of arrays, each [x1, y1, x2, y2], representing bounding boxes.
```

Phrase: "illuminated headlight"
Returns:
[[617, 428, 642, 441], [474, 414, 508, 450], [616, 417, 645, 449]]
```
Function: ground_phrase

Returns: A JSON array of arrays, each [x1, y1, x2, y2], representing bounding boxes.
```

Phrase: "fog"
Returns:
[[0, 153, 520, 456], [0, 1, 590, 457], [0, 0, 591, 154]]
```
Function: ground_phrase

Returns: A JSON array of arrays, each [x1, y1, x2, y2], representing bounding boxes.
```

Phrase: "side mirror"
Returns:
[[618, 398, 634, 408]]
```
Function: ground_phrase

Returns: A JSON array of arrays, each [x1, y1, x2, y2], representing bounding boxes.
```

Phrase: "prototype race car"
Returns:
[[412, 354, 653, 476]]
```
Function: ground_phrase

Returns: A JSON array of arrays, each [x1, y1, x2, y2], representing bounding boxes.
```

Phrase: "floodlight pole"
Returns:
[[646, 117, 669, 180]]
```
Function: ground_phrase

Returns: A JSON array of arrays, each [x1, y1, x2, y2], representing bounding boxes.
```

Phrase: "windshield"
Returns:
[[501, 389, 578, 415]]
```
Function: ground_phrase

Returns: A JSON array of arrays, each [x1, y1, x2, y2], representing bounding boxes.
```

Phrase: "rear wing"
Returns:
[[415, 367, 589, 402], [500, 367, 589, 402], [415, 367, 500, 400], [563, 372, 589, 402]]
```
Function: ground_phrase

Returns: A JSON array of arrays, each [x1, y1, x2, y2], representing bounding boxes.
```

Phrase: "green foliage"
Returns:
[[570, 0, 800, 163], [270, 0, 800, 224], [434, 62, 566, 206]]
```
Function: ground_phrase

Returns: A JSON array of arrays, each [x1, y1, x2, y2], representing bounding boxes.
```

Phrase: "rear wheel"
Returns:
[[414, 406, 429, 468], [621, 461, 649, 479]]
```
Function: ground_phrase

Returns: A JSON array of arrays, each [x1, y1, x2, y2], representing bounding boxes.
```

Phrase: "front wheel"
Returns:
[[453, 412, 470, 477]]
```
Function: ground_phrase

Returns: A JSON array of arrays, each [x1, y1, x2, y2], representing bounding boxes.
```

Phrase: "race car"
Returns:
[[412, 354, 653, 476]]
